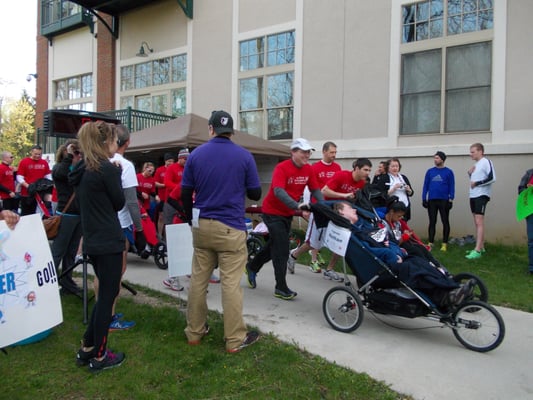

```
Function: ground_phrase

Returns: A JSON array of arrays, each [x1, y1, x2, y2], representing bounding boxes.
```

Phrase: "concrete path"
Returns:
[[122, 255, 533, 400]]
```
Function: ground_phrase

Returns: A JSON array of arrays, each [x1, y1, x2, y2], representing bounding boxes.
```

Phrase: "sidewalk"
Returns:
[[123, 254, 533, 400]]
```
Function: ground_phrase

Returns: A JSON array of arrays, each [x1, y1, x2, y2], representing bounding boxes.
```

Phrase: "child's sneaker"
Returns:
[[309, 261, 322, 273], [88, 350, 125, 372], [440, 243, 447, 252], [109, 315, 135, 331]]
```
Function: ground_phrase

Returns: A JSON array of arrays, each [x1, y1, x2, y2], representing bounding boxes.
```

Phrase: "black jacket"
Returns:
[[69, 159, 125, 255], [52, 154, 80, 214]]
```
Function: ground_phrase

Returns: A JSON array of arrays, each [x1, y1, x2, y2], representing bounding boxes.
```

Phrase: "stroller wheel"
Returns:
[[451, 300, 505, 352], [323, 286, 364, 333], [452, 272, 488, 303], [154, 242, 168, 270]]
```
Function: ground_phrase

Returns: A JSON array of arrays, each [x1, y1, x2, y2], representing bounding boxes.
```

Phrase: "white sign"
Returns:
[[165, 223, 193, 277], [323, 221, 352, 257], [0, 214, 63, 348]]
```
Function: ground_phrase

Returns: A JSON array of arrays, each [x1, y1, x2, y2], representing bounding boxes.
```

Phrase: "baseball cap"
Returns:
[[435, 151, 447, 162], [290, 138, 315, 151], [208, 110, 234, 134], [178, 148, 190, 159]]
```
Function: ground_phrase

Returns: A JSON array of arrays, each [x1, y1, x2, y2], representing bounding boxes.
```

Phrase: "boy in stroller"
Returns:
[[332, 201, 475, 307]]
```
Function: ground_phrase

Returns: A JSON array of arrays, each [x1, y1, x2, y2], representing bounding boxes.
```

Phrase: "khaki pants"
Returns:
[[184, 219, 248, 350]]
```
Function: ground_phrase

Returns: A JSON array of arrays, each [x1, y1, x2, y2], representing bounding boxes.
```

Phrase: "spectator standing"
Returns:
[[377, 157, 414, 221], [422, 151, 455, 252], [154, 153, 176, 235], [51, 140, 83, 295], [182, 110, 261, 353], [466, 143, 496, 260], [136, 162, 158, 221], [371, 160, 389, 186], [16, 145, 52, 216], [0, 151, 19, 212], [518, 168, 533, 274], [69, 121, 126, 371], [287, 141, 341, 274], [246, 138, 323, 300]]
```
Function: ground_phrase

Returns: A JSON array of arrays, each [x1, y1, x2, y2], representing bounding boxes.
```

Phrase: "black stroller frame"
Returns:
[[311, 201, 505, 353]]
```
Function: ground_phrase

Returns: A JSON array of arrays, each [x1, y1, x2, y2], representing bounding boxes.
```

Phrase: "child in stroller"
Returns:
[[312, 200, 505, 352]]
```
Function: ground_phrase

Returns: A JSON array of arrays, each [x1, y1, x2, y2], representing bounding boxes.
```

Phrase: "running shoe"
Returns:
[[316, 252, 326, 266], [89, 350, 125, 372], [187, 323, 210, 346], [309, 261, 321, 273], [163, 277, 184, 291], [440, 243, 447, 252], [109, 316, 136, 332], [323, 269, 343, 281], [287, 251, 296, 274], [209, 274, 221, 284], [227, 331, 260, 353], [274, 288, 297, 300], [465, 249, 482, 260], [245, 264, 257, 289]]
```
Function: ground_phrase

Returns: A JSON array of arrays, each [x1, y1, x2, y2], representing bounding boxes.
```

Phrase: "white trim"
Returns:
[[231, 0, 240, 121], [491, 0, 507, 143], [293, 0, 304, 138], [186, 17, 194, 114]]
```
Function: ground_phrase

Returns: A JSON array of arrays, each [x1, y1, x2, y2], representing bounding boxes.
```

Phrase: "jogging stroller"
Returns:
[[128, 204, 168, 269], [311, 201, 505, 353]]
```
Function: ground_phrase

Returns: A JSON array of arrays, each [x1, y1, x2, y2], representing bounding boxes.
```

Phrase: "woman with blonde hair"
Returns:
[[69, 121, 126, 372]]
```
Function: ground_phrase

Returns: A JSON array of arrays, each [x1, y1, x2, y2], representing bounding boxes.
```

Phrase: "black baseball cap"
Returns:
[[208, 110, 234, 134]]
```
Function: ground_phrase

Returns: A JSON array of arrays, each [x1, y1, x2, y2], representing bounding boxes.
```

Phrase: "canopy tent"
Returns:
[[127, 113, 291, 158]]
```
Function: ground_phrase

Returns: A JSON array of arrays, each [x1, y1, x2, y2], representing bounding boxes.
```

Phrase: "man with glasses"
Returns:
[[0, 151, 19, 212]]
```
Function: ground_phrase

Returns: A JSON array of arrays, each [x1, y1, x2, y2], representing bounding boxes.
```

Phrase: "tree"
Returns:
[[0, 96, 35, 164]]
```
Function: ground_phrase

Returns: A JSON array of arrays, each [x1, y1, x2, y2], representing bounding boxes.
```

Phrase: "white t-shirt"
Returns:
[[469, 157, 495, 198], [388, 173, 409, 206], [110, 153, 138, 228]]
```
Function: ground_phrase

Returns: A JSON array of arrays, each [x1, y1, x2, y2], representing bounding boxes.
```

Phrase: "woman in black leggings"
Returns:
[[69, 121, 126, 372]]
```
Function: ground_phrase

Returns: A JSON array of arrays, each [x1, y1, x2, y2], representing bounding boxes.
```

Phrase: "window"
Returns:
[[54, 73, 93, 111], [120, 54, 187, 117], [400, 1, 493, 134], [239, 31, 295, 140]]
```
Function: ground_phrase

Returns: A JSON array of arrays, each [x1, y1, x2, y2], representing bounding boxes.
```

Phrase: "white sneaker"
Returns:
[[323, 270, 343, 281], [163, 277, 184, 291], [287, 251, 296, 274]]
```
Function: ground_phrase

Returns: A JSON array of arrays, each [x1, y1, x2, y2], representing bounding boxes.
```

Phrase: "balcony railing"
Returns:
[[37, 107, 174, 154], [41, 0, 94, 38]]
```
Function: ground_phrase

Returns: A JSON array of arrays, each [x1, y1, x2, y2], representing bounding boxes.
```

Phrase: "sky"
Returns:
[[0, 1, 38, 100]]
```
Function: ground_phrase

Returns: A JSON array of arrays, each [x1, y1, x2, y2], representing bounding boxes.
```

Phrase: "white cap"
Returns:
[[290, 138, 315, 151]]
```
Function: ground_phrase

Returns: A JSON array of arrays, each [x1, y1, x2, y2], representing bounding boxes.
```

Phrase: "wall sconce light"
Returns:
[[26, 73, 38, 82], [136, 41, 154, 57]]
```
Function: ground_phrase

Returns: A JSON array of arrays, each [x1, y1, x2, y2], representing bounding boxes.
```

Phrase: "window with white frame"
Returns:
[[54, 73, 93, 111], [239, 31, 295, 140], [400, 0, 493, 134], [120, 54, 187, 117]]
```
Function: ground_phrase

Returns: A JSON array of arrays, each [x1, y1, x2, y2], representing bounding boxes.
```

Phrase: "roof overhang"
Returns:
[[69, 0, 193, 18]]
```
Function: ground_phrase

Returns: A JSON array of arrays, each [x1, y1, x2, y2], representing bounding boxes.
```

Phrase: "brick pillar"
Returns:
[[35, 7, 49, 132], [96, 14, 116, 112]]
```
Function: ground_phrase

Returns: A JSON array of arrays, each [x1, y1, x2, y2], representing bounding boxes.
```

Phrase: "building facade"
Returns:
[[35, 0, 533, 243]]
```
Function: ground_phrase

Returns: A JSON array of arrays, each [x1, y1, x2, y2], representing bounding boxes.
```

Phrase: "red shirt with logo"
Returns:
[[324, 170, 366, 200], [262, 159, 320, 216], [136, 173, 156, 210], [164, 162, 185, 194], [17, 157, 51, 196], [155, 165, 169, 201], [0, 162, 15, 199]]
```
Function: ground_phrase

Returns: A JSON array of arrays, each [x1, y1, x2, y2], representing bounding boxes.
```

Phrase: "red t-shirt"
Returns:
[[0, 162, 15, 199], [262, 159, 320, 216], [154, 165, 169, 201], [312, 160, 341, 188], [17, 157, 51, 196], [164, 163, 185, 193], [136, 173, 156, 210], [324, 170, 366, 200]]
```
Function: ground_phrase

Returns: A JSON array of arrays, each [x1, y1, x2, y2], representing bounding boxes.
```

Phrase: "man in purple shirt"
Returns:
[[181, 110, 262, 353]]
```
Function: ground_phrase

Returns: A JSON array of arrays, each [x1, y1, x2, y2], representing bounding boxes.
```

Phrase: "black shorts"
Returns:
[[470, 195, 490, 215]]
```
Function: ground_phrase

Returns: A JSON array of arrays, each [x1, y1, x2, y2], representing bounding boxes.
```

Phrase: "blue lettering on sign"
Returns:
[[0, 272, 16, 294], [36, 261, 57, 287]]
